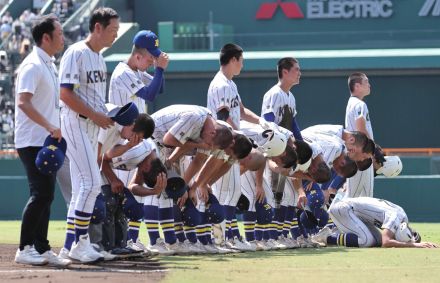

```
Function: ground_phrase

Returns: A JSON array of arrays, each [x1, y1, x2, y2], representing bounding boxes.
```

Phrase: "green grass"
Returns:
[[2, 221, 440, 283]]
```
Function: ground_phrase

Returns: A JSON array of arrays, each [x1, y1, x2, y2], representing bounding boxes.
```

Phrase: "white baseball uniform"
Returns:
[[207, 70, 241, 129], [329, 197, 408, 247], [345, 96, 374, 198], [302, 128, 345, 169], [108, 62, 153, 114], [207, 71, 241, 207], [59, 41, 107, 214], [261, 83, 297, 125]]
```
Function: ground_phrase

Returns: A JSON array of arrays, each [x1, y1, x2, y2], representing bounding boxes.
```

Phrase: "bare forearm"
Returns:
[[241, 106, 260, 124], [106, 144, 132, 159], [184, 152, 208, 183], [18, 98, 56, 132], [208, 161, 231, 185], [60, 88, 99, 118]]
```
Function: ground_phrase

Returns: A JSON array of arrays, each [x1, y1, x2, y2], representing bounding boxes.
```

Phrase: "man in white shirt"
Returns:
[[14, 14, 70, 267]]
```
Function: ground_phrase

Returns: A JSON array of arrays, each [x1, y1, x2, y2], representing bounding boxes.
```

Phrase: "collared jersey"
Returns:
[[345, 96, 373, 140], [207, 71, 241, 129], [59, 40, 107, 114], [109, 62, 153, 114], [14, 46, 60, 148]]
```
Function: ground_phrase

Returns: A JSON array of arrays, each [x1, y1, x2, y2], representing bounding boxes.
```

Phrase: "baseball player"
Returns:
[[345, 72, 375, 198], [14, 14, 71, 267], [109, 29, 169, 113], [207, 43, 264, 250], [313, 197, 438, 248], [261, 57, 303, 141], [59, 7, 120, 263], [108, 29, 168, 254]]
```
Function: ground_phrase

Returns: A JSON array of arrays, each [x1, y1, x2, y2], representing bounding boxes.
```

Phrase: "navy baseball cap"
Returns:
[[107, 102, 139, 126], [133, 30, 162, 57], [35, 135, 67, 175], [181, 198, 201, 227], [165, 170, 187, 201], [206, 194, 225, 224], [91, 193, 106, 224], [122, 188, 144, 220]]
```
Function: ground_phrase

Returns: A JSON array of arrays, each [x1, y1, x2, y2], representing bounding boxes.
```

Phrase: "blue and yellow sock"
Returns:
[[327, 233, 359, 247], [243, 211, 256, 242], [63, 217, 75, 250], [159, 207, 177, 245], [173, 205, 186, 243], [74, 210, 91, 242], [144, 205, 160, 245], [127, 219, 141, 241]]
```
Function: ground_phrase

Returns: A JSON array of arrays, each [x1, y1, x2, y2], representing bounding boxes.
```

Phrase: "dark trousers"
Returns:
[[17, 147, 56, 253]]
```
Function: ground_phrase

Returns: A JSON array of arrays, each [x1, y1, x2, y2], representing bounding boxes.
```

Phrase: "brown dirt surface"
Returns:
[[0, 244, 168, 283]]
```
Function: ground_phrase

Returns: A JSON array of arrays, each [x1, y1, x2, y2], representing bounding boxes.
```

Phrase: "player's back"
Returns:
[[302, 130, 344, 167], [346, 197, 407, 228], [302, 124, 344, 140]]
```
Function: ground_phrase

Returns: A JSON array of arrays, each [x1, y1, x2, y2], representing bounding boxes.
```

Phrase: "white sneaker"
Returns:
[[191, 241, 208, 254], [297, 235, 321, 248], [278, 235, 298, 249], [214, 242, 235, 254], [312, 227, 332, 246], [266, 239, 287, 250], [15, 245, 48, 266], [58, 247, 70, 260], [230, 237, 256, 252], [248, 240, 263, 251], [285, 237, 300, 248], [69, 234, 104, 263], [41, 250, 71, 267], [90, 244, 117, 261], [169, 241, 196, 255], [127, 239, 145, 252], [201, 243, 220, 254], [149, 239, 175, 256], [255, 240, 271, 251], [220, 241, 242, 253]]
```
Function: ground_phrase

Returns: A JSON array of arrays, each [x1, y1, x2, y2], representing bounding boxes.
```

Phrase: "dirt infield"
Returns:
[[0, 244, 167, 283]]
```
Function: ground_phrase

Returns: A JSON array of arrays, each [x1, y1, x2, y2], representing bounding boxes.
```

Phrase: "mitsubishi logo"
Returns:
[[256, 0, 304, 20], [419, 0, 440, 16]]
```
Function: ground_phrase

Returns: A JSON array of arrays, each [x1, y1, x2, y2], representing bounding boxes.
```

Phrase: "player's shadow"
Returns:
[[159, 247, 350, 268]]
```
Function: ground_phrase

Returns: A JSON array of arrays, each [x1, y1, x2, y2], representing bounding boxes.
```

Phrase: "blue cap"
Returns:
[[206, 194, 225, 224], [35, 135, 67, 175], [122, 188, 144, 220], [165, 170, 187, 201], [107, 102, 139, 126], [255, 201, 273, 225], [133, 30, 162, 57], [91, 193, 106, 224], [181, 199, 201, 227], [299, 209, 318, 229]]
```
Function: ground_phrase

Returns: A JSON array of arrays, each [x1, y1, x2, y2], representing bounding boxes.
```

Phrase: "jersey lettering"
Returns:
[[86, 70, 106, 83]]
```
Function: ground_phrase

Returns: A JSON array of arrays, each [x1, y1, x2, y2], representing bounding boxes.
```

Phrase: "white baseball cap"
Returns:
[[376, 156, 402, 177]]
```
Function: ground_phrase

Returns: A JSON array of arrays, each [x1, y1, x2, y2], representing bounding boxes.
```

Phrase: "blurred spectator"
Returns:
[[1, 11, 13, 24], [0, 20, 12, 40]]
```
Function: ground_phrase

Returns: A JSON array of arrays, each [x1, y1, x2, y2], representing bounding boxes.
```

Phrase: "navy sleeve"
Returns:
[[291, 116, 303, 141], [135, 67, 164, 102], [263, 112, 275, 122], [329, 175, 345, 190], [60, 83, 74, 90]]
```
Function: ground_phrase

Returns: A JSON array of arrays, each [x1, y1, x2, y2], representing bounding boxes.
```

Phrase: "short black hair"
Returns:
[[143, 158, 167, 187], [294, 140, 313, 164], [220, 43, 243, 66], [280, 144, 297, 169], [339, 155, 358, 178], [133, 113, 155, 139], [89, 7, 119, 32], [348, 72, 366, 93], [213, 123, 233, 150], [356, 158, 372, 171], [31, 14, 59, 46], [311, 161, 331, 183], [350, 131, 375, 154], [231, 133, 252, 159], [277, 57, 298, 79]]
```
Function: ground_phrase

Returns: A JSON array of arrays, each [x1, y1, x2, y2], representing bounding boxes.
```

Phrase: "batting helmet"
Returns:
[[376, 156, 403, 177], [257, 129, 287, 157], [236, 194, 250, 213], [395, 222, 416, 243]]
